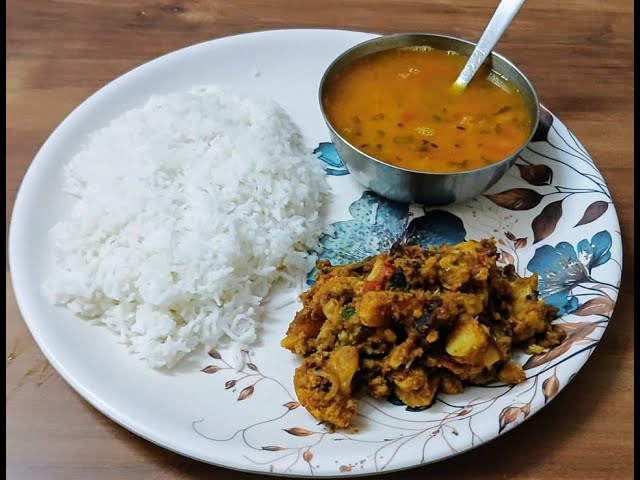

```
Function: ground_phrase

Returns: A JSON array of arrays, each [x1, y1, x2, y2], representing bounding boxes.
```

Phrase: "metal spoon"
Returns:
[[451, 0, 526, 94]]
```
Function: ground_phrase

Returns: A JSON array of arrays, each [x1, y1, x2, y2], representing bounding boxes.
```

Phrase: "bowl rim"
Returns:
[[318, 32, 541, 177]]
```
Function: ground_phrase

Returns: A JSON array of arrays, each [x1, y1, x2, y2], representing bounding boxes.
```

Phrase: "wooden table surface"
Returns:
[[6, 1, 634, 479]]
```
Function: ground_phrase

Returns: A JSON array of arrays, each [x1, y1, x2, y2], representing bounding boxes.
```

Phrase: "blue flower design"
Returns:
[[400, 209, 467, 248], [576, 231, 612, 271], [308, 191, 467, 284], [314, 142, 349, 176], [527, 231, 612, 314]]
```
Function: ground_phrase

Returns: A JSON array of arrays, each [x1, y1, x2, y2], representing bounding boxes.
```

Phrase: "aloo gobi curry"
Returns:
[[322, 46, 532, 173], [281, 239, 564, 429]]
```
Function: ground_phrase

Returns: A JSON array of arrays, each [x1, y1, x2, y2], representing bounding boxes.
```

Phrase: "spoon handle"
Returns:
[[452, 0, 526, 90]]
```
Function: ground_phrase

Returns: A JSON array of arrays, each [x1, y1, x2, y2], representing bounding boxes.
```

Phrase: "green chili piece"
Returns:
[[341, 306, 356, 320]]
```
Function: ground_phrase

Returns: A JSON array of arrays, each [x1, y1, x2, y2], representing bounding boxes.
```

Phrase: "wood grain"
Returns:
[[6, 1, 634, 479]]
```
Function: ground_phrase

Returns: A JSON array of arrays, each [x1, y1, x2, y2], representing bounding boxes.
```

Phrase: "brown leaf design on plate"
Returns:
[[573, 296, 615, 317], [283, 427, 315, 437], [523, 341, 572, 370], [514, 237, 528, 249], [339, 465, 353, 472], [283, 401, 300, 410], [303, 451, 314, 462], [457, 407, 473, 417], [521, 404, 531, 417], [517, 164, 554, 186], [498, 406, 523, 433], [225, 380, 236, 389], [542, 373, 560, 404], [574, 201, 609, 227], [505, 231, 517, 241], [202, 365, 222, 374], [485, 189, 543, 211], [208, 349, 221, 360], [247, 363, 259, 372], [237, 385, 254, 401], [559, 321, 597, 335], [261, 446, 284, 451], [532, 200, 563, 243], [560, 321, 600, 343], [524, 321, 600, 369], [500, 249, 515, 265]]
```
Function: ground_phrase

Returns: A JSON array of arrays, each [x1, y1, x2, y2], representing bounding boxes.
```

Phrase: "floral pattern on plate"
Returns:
[[192, 106, 621, 476], [12, 30, 622, 479]]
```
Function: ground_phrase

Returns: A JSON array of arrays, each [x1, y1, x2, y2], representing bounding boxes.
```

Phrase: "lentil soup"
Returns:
[[322, 46, 532, 173]]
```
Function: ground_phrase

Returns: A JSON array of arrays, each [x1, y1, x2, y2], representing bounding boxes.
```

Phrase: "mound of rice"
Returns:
[[43, 85, 329, 368]]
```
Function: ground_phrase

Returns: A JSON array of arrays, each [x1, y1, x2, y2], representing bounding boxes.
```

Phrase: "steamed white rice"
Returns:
[[43, 85, 329, 368]]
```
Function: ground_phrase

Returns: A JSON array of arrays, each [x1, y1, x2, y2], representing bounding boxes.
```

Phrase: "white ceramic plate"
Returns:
[[10, 29, 622, 477]]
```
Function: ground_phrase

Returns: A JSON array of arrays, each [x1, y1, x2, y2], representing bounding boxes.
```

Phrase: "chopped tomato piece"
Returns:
[[362, 258, 394, 292]]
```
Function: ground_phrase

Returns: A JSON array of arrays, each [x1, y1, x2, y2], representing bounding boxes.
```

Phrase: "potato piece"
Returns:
[[507, 275, 549, 343], [498, 363, 526, 384], [321, 298, 341, 320], [324, 346, 359, 395], [356, 291, 392, 327], [392, 368, 438, 408], [445, 319, 489, 359], [362, 257, 394, 292], [426, 329, 439, 343], [482, 342, 503, 368], [386, 337, 423, 369], [293, 353, 358, 429], [281, 308, 325, 355]]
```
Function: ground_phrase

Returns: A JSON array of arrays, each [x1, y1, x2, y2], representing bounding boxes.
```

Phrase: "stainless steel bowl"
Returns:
[[318, 33, 540, 205]]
